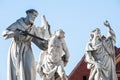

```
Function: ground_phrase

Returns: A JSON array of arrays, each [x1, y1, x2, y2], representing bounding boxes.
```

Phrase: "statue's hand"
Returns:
[[104, 20, 110, 27], [2, 30, 14, 39], [16, 28, 27, 36], [95, 62, 101, 69]]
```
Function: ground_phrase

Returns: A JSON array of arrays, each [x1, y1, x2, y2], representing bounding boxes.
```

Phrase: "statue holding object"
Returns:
[[85, 20, 118, 80]]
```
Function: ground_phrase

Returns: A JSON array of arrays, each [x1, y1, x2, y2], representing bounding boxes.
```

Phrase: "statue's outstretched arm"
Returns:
[[104, 20, 116, 43], [104, 20, 112, 30]]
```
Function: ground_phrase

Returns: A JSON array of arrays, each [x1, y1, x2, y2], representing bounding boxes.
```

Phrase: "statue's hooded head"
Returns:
[[90, 28, 101, 41], [25, 9, 38, 24], [55, 29, 65, 38]]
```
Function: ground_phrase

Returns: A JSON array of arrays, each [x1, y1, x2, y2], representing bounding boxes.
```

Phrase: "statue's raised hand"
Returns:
[[104, 20, 110, 27]]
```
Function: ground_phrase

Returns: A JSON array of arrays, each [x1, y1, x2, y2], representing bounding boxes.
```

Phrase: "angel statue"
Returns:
[[36, 29, 70, 80]]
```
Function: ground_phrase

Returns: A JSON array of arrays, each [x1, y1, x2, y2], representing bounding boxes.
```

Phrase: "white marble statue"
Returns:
[[2, 9, 48, 80], [36, 15, 51, 78], [85, 20, 118, 80], [36, 15, 51, 40], [37, 29, 70, 80]]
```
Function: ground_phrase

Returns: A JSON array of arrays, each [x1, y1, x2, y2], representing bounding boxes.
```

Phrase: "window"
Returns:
[[83, 76, 87, 80]]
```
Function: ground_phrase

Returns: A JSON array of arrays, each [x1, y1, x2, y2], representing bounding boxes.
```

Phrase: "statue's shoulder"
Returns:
[[13, 17, 25, 27], [7, 18, 22, 29]]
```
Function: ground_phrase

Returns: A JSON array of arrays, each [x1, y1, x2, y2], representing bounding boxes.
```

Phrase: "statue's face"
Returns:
[[27, 12, 38, 24], [95, 29, 101, 38], [93, 28, 101, 38]]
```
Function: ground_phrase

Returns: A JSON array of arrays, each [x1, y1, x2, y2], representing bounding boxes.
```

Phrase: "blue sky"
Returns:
[[0, 0, 120, 80]]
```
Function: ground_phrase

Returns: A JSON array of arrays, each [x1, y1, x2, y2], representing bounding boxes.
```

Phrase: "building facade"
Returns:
[[68, 47, 120, 80]]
